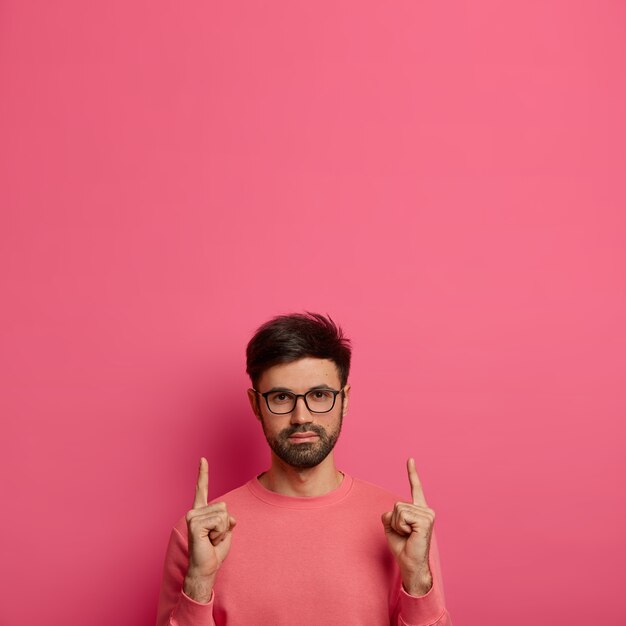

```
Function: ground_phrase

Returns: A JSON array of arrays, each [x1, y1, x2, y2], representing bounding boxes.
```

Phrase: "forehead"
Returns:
[[257, 357, 340, 391]]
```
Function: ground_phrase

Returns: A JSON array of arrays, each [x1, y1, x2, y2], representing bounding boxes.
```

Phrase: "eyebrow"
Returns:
[[264, 384, 336, 393]]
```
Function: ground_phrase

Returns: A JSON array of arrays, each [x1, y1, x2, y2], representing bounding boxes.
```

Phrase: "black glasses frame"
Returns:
[[252, 387, 345, 415]]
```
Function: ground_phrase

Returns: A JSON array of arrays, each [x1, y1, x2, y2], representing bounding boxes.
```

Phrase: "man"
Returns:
[[156, 312, 451, 626]]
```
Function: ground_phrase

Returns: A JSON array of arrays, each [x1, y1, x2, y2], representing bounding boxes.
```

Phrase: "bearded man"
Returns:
[[156, 312, 452, 626]]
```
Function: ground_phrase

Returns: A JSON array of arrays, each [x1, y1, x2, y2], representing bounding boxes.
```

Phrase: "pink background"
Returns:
[[1, 2, 625, 624]]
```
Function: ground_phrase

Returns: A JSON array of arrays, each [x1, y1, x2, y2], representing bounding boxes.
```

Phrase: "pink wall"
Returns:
[[1, 2, 625, 624]]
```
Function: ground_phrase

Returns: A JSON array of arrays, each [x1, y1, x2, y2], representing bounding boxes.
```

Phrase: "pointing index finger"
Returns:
[[193, 457, 209, 509], [407, 457, 428, 507]]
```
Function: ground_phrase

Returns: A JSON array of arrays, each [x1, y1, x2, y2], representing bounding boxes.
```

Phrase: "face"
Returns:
[[247, 357, 350, 469]]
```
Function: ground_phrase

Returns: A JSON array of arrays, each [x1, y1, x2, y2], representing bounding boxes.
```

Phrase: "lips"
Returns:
[[288, 432, 319, 442]]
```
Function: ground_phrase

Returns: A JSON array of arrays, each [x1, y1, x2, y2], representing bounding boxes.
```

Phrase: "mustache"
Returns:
[[280, 424, 326, 438]]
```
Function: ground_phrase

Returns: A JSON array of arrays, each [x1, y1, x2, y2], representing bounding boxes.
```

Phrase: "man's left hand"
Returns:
[[381, 458, 435, 597]]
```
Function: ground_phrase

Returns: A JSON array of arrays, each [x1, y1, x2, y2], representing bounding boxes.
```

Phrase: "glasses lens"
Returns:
[[266, 391, 296, 414], [305, 389, 336, 413]]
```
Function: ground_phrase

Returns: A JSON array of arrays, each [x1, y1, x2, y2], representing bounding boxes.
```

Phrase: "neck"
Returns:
[[258, 453, 343, 497]]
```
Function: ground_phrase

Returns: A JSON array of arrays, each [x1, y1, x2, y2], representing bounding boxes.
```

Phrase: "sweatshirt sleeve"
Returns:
[[155, 525, 217, 626], [391, 529, 452, 626]]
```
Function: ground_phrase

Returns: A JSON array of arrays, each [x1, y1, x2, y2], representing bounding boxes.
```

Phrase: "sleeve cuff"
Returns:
[[398, 581, 447, 626], [170, 588, 215, 625]]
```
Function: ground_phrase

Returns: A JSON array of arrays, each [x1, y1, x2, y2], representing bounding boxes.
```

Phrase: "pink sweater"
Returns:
[[156, 473, 451, 626]]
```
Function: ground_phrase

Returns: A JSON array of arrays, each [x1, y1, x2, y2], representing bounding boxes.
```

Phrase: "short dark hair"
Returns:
[[246, 312, 352, 388]]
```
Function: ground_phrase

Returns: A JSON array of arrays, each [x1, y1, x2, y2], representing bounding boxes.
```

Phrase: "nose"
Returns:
[[290, 395, 312, 424]]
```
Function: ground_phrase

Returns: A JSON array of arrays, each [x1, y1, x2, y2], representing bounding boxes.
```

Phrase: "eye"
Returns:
[[309, 390, 333, 401], [269, 392, 293, 404]]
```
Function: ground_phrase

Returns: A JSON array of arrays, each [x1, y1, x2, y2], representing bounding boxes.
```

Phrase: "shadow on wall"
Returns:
[[182, 374, 268, 503]]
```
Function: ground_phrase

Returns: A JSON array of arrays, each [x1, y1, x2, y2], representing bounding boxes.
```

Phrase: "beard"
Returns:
[[261, 401, 344, 469]]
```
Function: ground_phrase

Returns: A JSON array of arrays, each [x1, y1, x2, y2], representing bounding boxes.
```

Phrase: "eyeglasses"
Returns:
[[252, 387, 345, 415]]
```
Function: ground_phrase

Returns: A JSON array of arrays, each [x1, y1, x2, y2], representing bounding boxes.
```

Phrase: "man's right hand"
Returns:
[[183, 457, 236, 603]]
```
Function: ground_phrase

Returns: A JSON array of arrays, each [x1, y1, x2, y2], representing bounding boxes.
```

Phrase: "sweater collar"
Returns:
[[246, 471, 353, 509]]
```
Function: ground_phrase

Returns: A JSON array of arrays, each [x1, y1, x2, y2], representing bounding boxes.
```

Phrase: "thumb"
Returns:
[[381, 511, 393, 532]]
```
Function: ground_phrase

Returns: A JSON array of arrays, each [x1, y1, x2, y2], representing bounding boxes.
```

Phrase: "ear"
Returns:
[[341, 384, 351, 417], [247, 388, 262, 421]]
